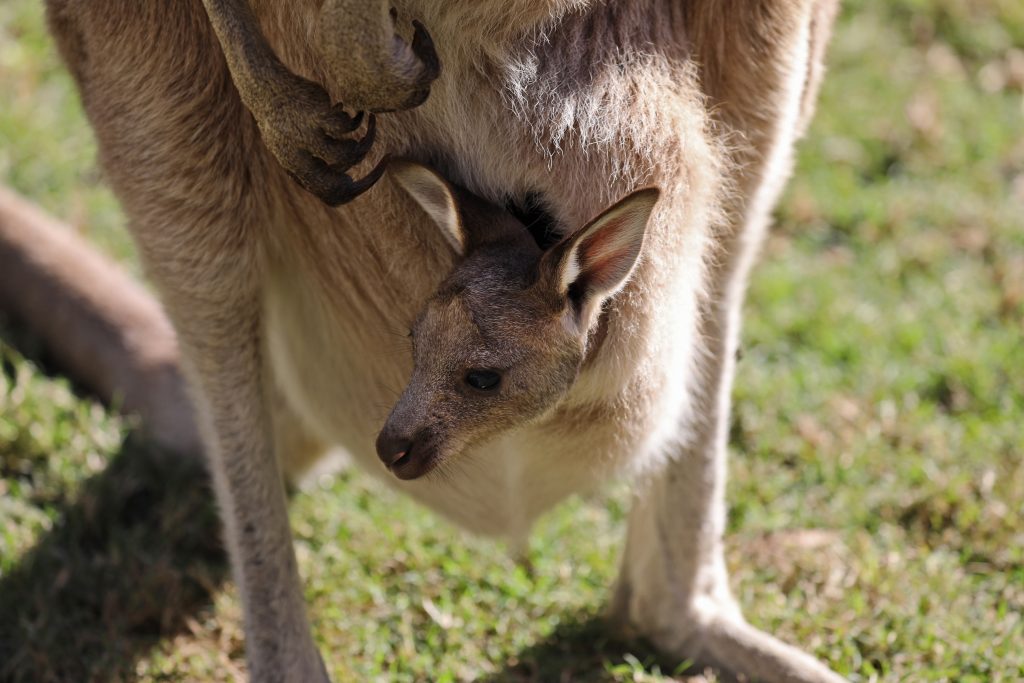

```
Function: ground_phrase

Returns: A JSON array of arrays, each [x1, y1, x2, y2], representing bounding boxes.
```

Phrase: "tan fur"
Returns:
[[40, 0, 843, 681], [0, 186, 200, 456]]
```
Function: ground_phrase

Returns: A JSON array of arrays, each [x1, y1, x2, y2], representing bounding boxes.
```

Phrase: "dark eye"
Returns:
[[465, 369, 502, 391]]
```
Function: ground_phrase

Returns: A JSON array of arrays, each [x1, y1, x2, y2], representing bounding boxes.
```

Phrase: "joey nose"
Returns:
[[375, 432, 412, 468]]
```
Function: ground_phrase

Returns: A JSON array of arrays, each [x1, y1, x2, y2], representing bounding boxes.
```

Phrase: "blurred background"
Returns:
[[1, 0, 1021, 681]]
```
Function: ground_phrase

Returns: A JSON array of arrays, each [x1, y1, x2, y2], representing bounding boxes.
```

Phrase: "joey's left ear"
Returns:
[[547, 188, 659, 320], [389, 160, 466, 255]]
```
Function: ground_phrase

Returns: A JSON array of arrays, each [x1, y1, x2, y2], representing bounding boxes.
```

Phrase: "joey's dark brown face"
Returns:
[[380, 160, 658, 480], [375, 244, 584, 480]]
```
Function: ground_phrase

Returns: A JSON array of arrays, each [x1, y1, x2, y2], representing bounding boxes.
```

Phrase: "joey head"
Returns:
[[376, 161, 659, 480]]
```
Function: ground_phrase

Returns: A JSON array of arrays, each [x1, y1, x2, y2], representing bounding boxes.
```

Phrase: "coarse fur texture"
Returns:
[[43, 0, 843, 681]]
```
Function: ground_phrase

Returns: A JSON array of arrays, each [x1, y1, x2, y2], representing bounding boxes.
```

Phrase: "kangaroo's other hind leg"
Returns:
[[270, 383, 330, 485], [611, 2, 844, 681]]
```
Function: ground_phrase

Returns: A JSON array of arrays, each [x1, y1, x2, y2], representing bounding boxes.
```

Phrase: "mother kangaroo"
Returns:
[[45, 0, 842, 680]]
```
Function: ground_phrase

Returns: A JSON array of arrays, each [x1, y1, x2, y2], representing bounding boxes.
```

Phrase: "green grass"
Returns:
[[1, 0, 1022, 681]]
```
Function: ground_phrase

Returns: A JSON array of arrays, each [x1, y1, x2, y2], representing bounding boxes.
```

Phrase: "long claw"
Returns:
[[323, 107, 363, 137], [320, 115, 376, 164], [355, 115, 377, 158], [324, 155, 389, 207]]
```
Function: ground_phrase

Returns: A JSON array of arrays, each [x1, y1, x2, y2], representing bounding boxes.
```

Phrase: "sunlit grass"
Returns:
[[1, 0, 1021, 680]]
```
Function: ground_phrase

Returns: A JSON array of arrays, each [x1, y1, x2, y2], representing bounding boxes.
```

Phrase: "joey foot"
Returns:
[[255, 13, 439, 206], [243, 57, 386, 206], [316, 3, 441, 113], [215, 2, 440, 206]]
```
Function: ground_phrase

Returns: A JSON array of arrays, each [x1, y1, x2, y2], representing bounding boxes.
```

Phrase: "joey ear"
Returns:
[[389, 160, 465, 254], [549, 188, 659, 319]]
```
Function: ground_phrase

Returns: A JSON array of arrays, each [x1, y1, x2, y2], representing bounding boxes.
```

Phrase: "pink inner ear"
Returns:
[[556, 188, 657, 300], [576, 213, 644, 294]]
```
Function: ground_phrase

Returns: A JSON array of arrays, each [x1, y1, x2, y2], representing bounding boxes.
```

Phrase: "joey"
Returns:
[[378, 161, 659, 480]]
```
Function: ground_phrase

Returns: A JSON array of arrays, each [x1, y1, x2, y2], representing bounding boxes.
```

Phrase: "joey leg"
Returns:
[[200, 0, 439, 205]]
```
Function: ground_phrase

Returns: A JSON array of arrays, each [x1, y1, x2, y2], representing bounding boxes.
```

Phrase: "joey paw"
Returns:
[[253, 70, 386, 206], [316, 7, 441, 114]]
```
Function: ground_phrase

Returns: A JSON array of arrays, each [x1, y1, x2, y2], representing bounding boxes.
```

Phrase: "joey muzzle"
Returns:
[[375, 428, 440, 480]]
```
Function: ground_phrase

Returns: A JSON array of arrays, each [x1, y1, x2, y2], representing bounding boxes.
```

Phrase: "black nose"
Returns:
[[374, 429, 441, 480], [375, 432, 412, 468]]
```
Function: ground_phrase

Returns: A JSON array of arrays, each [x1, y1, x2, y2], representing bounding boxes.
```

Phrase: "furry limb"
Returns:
[[0, 186, 200, 456]]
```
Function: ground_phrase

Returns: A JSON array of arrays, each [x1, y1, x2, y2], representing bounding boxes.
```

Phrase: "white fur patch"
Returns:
[[559, 251, 581, 293]]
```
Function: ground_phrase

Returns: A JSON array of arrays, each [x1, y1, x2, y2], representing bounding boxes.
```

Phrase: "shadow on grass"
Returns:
[[0, 317, 228, 681], [0, 436, 227, 683], [479, 615, 694, 683]]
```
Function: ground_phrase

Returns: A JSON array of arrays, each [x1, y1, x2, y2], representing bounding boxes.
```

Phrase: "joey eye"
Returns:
[[464, 369, 502, 392]]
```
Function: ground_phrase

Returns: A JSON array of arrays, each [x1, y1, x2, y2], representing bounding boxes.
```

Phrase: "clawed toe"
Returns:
[[321, 107, 364, 138], [376, 20, 441, 112], [318, 154, 388, 207], [316, 114, 376, 167], [390, 21, 440, 110]]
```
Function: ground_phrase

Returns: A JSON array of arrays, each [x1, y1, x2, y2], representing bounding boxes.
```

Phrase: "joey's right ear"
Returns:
[[389, 160, 465, 255], [544, 188, 659, 327]]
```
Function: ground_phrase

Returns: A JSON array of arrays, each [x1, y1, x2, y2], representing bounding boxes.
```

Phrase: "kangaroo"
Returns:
[[38, 0, 844, 681]]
